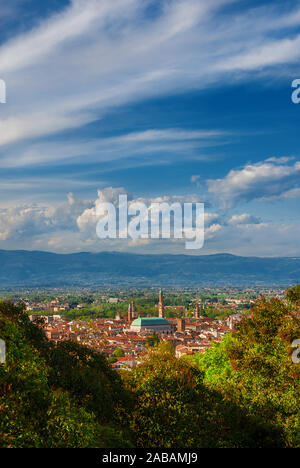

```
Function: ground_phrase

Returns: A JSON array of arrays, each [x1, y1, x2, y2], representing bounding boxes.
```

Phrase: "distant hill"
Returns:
[[0, 250, 299, 287]]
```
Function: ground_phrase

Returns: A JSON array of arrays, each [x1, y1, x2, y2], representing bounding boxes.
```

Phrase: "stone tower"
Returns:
[[177, 318, 185, 332], [128, 302, 133, 322], [128, 301, 136, 322], [158, 289, 165, 318], [195, 302, 200, 319]]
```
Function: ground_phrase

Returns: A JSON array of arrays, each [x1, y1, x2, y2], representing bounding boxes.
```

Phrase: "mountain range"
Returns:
[[0, 250, 299, 288]]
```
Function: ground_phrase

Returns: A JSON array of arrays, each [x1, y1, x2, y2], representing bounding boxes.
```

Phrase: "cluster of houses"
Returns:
[[26, 299, 70, 312], [29, 291, 243, 370]]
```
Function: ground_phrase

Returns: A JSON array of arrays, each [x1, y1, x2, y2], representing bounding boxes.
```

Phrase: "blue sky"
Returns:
[[0, 0, 300, 256]]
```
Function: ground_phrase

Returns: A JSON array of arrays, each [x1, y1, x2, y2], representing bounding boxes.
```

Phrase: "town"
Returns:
[[10, 286, 284, 370]]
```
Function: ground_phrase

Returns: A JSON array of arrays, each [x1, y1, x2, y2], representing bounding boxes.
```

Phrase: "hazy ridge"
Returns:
[[0, 250, 299, 287]]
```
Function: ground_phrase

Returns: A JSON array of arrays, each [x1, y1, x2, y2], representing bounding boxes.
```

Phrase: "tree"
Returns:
[[0, 301, 132, 448], [192, 298, 299, 448], [188, 333, 232, 384], [122, 340, 281, 448], [286, 284, 300, 305], [146, 333, 160, 347], [113, 347, 125, 357]]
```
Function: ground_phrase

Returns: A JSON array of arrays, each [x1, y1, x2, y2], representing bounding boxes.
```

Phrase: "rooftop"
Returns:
[[131, 317, 169, 326]]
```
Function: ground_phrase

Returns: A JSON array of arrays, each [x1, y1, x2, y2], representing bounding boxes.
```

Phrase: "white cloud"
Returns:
[[0, 187, 208, 251], [117, 129, 223, 143], [0, 128, 225, 168], [1, 0, 300, 153], [0, 192, 91, 241], [228, 213, 261, 225], [205, 223, 222, 239], [200, 221, 300, 257], [77, 187, 129, 233], [190, 174, 202, 188], [207, 158, 300, 207], [266, 156, 295, 164], [0, 0, 136, 74], [0, 186, 299, 256], [217, 35, 300, 72], [276, 188, 300, 200]]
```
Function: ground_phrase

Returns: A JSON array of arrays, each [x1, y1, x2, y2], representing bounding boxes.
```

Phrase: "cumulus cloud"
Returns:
[[205, 223, 222, 239], [0, 186, 300, 256], [200, 221, 300, 257], [1, 2, 300, 256], [77, 187, 129, 233], [0, 187, 208, 252], [77, 188, 207, 237], [207, 158, 300, 207], [0, 192, 91, 241]]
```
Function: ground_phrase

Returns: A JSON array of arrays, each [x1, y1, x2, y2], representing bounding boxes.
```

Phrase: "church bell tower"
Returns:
[[128, 301, 135, 322], [158, 289, 165, 318], [195, 301, 200, 319]]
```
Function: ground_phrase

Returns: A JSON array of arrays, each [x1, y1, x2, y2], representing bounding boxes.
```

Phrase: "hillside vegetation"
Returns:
[[0, 288, 299, 448], [1, 250, 300, 286]]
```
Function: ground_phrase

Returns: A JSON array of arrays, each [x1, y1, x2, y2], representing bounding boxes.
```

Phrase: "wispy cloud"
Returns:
[[1, 1, 300, 256], [0, 128, 226, 168], [1, 0, 300, 152]]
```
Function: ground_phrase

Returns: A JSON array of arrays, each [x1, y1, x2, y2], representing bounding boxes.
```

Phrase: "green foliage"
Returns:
[[113, 347, 125, 357], [188, 334, 233, 384], [145, 333, 160, 347], [1, 294, 299, 448], [286, 284, 300, 304], [122, 341, 282, 448], [108, 356, 117, 364], [192, 297, 300, 448], [0, 301, 132, 448]]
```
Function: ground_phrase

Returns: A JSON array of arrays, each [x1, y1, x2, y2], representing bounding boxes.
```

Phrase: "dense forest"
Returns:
[[0, 286, 299, 448]]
